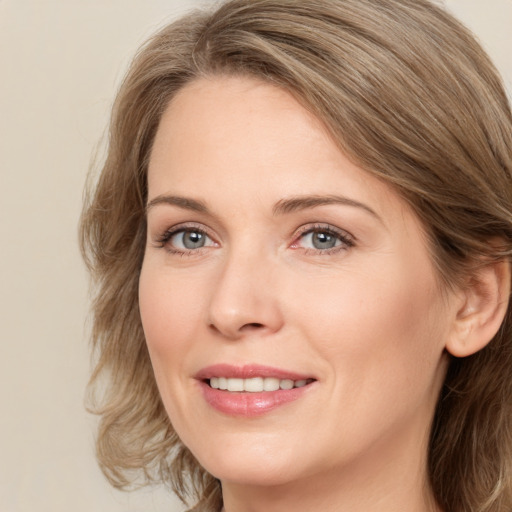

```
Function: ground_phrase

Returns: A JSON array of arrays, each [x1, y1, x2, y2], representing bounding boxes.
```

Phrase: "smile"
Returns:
[[196, 364, 316, 416], [209, 377, 313, 392]]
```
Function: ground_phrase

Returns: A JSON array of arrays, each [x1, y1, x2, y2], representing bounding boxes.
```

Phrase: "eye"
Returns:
[[156, 225, 217, 254], [302, 231, 340, 250], [171, 229, 211, 250], [292, 225, 354, 253]]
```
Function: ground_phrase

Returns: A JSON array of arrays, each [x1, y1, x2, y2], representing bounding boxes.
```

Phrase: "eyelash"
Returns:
[[291, 224, 355, 255], [155, 223, 216, 256], [154, 223, 355, 256]]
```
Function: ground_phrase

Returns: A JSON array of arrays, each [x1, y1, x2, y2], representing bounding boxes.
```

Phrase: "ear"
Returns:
[[446, 258, 511, 358]]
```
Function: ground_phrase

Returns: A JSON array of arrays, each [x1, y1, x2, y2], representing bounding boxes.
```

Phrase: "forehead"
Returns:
[[149, 76, 336, 181], [148, 76, 413, 229]]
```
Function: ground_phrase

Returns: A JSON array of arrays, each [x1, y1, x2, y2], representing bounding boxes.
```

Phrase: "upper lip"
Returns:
[[195, 364, 315, 381]]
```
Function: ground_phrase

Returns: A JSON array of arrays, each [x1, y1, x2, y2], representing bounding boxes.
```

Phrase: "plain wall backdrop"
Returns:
[[0, 1, 510, 511]]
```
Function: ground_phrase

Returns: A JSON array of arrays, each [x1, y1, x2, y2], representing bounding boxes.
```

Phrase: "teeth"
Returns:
[[263, 377, 280, 391], [218, 377, 228, 390], [227, 378, 244, 392], [280, 379, 294, 390], [209, 377, 311, 392], [244, 377, 263, 392]]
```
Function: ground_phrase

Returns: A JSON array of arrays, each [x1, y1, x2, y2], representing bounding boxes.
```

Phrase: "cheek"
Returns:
[[292, 261, 447, 393], [289, 266, 448, 459], [138, 264, 206, 372], [138, 263, 213, 436]]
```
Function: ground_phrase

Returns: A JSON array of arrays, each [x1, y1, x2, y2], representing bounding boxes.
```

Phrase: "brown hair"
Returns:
[[80, 1, 512, 510]]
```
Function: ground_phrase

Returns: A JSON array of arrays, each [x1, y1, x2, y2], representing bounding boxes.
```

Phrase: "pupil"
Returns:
[[313, 232, 336, 249], [184, 231, 205, 249]]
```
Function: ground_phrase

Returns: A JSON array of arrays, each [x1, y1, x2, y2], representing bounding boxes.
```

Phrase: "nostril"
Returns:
[[207, 322, 263, 333], [241, 322, 264, 330]]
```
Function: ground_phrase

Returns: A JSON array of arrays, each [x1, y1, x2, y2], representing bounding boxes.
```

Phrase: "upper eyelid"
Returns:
[[153, 222, 215, 245], [293, 223, 355, 240], [157, 221, 212, 235], [149, 216, 221, 238]]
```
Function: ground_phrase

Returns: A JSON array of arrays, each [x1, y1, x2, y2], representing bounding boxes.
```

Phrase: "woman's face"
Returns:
[[140, 76, 460, 490]]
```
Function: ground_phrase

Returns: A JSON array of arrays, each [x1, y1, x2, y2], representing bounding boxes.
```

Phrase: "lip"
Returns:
[[195, 364, 316, 417], [195, 363, 313, 381]]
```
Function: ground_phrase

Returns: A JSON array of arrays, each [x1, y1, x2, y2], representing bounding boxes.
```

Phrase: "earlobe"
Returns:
[[446, 258, 511, 358]]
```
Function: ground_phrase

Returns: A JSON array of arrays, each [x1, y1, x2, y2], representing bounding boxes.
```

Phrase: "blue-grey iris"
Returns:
[[312, 232, 338, 249], [182, 231, 206, 249]]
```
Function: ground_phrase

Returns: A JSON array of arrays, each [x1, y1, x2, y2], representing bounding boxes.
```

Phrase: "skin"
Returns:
[[138, 76, 464, 512]]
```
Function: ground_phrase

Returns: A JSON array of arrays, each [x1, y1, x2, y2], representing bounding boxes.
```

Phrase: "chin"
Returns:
[[186, 430, 308, 487], [205, 458, 300, 488]]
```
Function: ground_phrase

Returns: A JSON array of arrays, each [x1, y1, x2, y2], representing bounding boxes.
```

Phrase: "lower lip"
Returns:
[[199, 381, 312, 417]]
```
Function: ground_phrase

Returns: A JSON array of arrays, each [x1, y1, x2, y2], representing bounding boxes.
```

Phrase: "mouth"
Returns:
[[196, 364, 316, 416], [207, 376, 315, 392]]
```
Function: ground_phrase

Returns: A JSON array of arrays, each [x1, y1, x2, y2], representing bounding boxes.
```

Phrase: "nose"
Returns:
[[207, 247, 284, 340]]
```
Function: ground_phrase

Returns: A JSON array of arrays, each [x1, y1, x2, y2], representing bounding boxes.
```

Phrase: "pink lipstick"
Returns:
[[196, 364, 316, 417]]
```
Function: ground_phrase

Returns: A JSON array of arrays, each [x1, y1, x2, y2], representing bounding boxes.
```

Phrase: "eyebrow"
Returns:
[[272, 194, 381, 221], [146, 193, 381, 222], [146, 195, 208, 214]]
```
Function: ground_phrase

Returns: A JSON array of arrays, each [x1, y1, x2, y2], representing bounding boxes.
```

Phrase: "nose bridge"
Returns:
[[207, 241, 283, 339]]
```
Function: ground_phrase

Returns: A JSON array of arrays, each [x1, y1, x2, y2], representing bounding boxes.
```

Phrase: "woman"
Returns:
[[80, 0, 512, 511]]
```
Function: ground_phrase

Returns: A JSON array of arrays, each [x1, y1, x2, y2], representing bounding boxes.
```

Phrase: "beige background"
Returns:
[[0, 1, 510, 511]]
